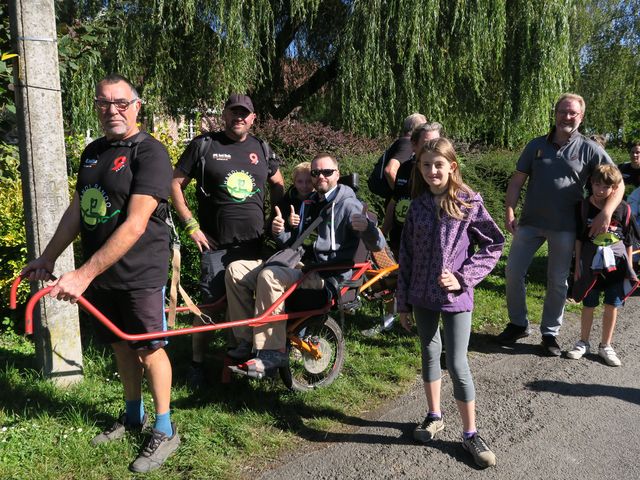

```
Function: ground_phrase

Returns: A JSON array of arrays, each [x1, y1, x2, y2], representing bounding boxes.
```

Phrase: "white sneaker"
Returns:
[[598, 344, 621, 367], [566, 340, 590, 360]]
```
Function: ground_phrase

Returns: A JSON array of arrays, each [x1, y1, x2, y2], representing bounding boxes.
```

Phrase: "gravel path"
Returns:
[[256, 301, 640, 480]]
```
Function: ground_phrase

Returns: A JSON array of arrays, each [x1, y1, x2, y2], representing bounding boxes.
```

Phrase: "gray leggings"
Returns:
[[414, 306, 475, 402]]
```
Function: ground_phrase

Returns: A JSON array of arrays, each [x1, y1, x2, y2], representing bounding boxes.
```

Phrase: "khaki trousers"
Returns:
[[225, 259, 324, 350]]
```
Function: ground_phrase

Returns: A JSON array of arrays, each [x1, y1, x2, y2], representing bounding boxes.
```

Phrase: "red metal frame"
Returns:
[[14, 262, 370, 341]]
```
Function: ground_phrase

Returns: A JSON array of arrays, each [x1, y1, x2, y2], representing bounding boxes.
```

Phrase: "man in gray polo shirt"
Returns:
[[496, 93, 621, 356]]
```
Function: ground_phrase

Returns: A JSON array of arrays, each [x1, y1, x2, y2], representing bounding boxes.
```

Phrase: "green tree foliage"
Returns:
[[574, 0, 640, 142], [53, 0, 587, 146]]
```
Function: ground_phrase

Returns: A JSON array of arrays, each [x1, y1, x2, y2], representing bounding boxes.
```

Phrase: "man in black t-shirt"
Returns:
[[381, 113, 426, 194], [22, 74, 179, 473], [171, 94, 284, 387]]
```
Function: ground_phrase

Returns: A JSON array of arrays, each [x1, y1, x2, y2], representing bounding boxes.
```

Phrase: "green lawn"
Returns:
[[0, 241, 562, 479]]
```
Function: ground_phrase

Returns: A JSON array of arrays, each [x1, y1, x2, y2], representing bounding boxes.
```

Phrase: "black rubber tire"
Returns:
[[280, 315, 345, 392]]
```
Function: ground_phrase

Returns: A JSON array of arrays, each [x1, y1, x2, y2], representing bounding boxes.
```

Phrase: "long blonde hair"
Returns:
[[411, 137, 472, 220]]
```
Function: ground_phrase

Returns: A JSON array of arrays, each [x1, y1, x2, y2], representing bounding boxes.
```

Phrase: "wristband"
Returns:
[[184, 217, 199, 235]]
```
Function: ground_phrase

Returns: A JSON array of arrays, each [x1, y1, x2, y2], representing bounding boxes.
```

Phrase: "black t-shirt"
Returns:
[[77, 132, 172, 289], [619, 162, 640, 189], [386, 136, 413, 165], [177, 131, 279, 247], [389, 155, 415, 246]]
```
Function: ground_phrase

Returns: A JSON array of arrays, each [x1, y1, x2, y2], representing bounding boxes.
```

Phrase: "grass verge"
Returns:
[[0, 244, 565, 479]]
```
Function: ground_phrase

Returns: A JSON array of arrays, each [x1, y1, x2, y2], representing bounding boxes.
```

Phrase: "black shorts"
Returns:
[[86, 286, 167, 350]]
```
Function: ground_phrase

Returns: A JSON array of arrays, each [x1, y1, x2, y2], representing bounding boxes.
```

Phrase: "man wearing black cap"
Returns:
[[171, 94, 284, 388]]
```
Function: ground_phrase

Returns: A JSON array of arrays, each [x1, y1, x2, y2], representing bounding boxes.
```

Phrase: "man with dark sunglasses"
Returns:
[[171, 94, 284, 388], [21, 74, 179, 472], [225, 154, 386, 378]]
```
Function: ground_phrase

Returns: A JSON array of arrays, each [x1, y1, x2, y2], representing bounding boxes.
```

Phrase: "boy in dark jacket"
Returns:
[[568, 164, 639, 366]]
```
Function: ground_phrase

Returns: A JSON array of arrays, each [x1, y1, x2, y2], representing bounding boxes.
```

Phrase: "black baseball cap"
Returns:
[[224, 94, 254, 113]]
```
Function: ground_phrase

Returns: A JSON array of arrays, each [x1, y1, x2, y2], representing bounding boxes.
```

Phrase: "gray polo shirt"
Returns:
[[517, 129, 612, 232]]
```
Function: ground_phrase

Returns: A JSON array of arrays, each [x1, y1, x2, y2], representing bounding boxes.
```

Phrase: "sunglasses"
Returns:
[[310, 168, 337, 178], [94, 98, 138, 112]]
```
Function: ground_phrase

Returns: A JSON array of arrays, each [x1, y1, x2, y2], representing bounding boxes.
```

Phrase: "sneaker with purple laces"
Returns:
[[462, 433, 496, 468]]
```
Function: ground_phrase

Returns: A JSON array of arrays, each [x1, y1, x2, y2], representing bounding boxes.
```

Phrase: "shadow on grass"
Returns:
[[0, 362, 110, 427], [170, 350, 420, 447], [526, 379, 640, 406], [0, 344, 35, 370]]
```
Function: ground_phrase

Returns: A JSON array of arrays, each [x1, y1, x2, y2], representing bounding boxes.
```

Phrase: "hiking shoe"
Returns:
[[227, 340, 253, 360], [186, 364, 206, 390], [496, 323, 530, 344], [129, 423, 180, 473], [462, 433, 496, 468], [361, 315, 396, 337], [541, 335, 562, 357], [228, 349, 288, 379], [566, 340, 590, 360], [413, 414, 444, 443], [598, 344, 621, 367], [91, 413, 148, 446]]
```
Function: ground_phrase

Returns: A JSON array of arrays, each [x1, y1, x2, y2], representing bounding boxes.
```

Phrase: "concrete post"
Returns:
[[9, 0, 83, 386]]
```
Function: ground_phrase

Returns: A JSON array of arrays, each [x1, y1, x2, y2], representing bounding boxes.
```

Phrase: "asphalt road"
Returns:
[[255, 301, 640, 480]]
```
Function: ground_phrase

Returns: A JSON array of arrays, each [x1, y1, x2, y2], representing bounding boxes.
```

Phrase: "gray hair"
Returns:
[[402, 113, 427, 136], [411, 122, 442, 143], [97, 73, 140, 99]]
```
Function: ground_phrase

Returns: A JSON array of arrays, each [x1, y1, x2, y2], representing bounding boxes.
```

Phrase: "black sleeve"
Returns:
[[131, 138, 173, 200], [176, 136, 204, 178], [387, 138, 413, 164]]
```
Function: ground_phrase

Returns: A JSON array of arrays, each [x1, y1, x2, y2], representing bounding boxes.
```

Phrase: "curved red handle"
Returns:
[[9, 275, 25, 310]]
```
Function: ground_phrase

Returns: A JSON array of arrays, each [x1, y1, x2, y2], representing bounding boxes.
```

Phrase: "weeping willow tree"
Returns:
[[55, 0, 582, 146], [338, 0, 578, 145], [573, 0, 640, 142]]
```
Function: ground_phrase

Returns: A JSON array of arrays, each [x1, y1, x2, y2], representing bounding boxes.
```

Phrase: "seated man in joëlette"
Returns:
[[225, 153, 386, 377]]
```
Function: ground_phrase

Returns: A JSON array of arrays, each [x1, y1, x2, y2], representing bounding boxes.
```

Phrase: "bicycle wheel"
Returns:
[[281, 315, 345, 392]]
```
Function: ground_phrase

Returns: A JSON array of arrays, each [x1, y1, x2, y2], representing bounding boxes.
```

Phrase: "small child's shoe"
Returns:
[[598, 344, 621, 367], [566, 340, 590, 360]]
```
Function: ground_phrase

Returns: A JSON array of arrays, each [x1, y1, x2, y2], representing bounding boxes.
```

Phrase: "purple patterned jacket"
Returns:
[[396, 190, 504, 313]]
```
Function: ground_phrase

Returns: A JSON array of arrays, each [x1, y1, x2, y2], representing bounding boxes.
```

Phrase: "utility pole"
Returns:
[[9, 0, 83, 385]]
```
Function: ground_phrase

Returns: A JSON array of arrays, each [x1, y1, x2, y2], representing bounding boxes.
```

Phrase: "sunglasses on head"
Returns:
[[310, 168, 337, 178]]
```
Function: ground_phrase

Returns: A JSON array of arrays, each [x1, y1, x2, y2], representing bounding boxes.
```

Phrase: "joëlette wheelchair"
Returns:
[[10, 174, 400, 392]]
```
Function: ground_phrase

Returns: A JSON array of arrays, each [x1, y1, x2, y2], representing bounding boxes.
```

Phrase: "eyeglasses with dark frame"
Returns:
[[310, 168, 337, 178], [94, 98, 139, 112]]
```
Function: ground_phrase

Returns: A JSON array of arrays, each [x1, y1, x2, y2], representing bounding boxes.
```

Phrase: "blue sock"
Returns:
[[154, 411, 173, 437], [463, 430, 477, 440], [125, 399, 145, 426], [427, 411, 442, 419]]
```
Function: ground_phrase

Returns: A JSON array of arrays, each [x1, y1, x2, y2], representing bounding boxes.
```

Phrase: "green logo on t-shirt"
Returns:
[[222, 170, 260, 202], [395, 198, 411, 223], [80, 186, 120, 230]]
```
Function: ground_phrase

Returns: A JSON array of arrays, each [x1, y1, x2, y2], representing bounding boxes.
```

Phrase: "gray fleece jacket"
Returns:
[[274, 184, 385, 285]]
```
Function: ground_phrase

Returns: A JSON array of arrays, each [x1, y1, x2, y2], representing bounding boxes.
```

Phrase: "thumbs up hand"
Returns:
[[272, 206, 285, 235], [350, 202, 370, 232], [289, 205, 301, 228]]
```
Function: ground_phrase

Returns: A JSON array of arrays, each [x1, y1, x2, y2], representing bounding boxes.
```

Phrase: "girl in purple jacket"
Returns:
[[397, 137, 504, 468]]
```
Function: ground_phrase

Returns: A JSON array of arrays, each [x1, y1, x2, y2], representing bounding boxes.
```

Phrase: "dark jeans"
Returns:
[[200, 239, 262, 303]]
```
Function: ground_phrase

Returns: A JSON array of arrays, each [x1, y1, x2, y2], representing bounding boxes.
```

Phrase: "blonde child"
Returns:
[[397, 138, 504, 468], [272, 162, 313, 235]]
